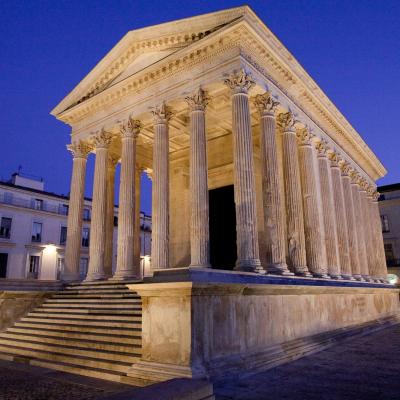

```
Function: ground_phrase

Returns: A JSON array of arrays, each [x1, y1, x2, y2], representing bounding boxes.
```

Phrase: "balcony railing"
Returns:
[[0, 193, 68, 216]]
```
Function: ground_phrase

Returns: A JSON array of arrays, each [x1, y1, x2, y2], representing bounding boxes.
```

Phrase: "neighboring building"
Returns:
[[0, 172, 151, 280], [378, 183, 400, 278]]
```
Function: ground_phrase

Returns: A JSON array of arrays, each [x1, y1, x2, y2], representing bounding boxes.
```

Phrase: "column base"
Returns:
[[267, 263, 294, 276], [329, 274, 343, 280], [110, 269, 140, 281], [353, 275, 364, 282], [84, 272, 107, 282], [234, 259, 265, 274], [294, 267, 312, 277], [312, 273, 330, 279], [341, 274, 356, 281]]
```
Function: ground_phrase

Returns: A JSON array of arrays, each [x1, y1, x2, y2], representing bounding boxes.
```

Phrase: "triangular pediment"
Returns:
[[51, 5, 254, 116]]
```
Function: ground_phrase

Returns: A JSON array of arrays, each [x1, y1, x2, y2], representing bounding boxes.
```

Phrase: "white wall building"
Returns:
[[0, 172, 151, 280]]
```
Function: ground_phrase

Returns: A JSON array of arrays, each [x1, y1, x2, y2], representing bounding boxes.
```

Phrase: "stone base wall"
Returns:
[[128, 280, 399, 383]]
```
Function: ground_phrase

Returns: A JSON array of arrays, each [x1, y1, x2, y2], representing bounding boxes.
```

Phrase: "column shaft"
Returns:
[[225, 71, 262, 272], [134, 167, 142, 277], [297, 129, 328, 277], [87, 131, 112, 281], [278, 113, 310, 276], [64, 142, 90, 281], [316, 142, 341, 278], [186, 88, 210, 268], [151, 103, 171, 270], [114, 118, 140, 280], [329, 154, 352, 279], [104, 156, 117, 278], [254, 93, 291, 275], [341, 166, 361, 280], [360, 187, 374, 281]]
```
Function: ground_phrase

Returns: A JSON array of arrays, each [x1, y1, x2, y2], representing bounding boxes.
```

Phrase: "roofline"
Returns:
[[378, 183, 400, 192]]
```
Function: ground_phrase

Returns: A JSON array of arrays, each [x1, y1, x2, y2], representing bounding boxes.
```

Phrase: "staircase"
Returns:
[[0, 281, 142, 382]]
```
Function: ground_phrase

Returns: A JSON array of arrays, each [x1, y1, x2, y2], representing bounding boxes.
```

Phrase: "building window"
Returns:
[[0, 253, 8, 278], [32, 222, 43, 242], [114, 216, 118, 227], [83, 208, 90, 221], [0, 217, 12, 239], [381, 215, 390, 233], [28, 255, 40, 279], [60, 226, 67, 246], [3, 192, 13, 204], [33, 199, 43, 210], [82, 228, 90, 247], [57, 257, 64, 280], [59, 204, 69, 216]]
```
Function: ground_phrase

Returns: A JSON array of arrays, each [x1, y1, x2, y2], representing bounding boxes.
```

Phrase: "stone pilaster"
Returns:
[[371, 190, 388, 282], [104, 154, 118, 278], [134, 165, 143, 277], [224, 70, 262, 273], [63, 141, 91, 281], [151, 102, 171, 270], [254, 93, 292, 275], [349, 172, 369, 281], [340, 163, 362, 280], [113, 117, 141, 280], [315, 141, 341, 279], [328, 152, 352, 280], [86, 130, 113, 281], [296, 128, 328, 277], [277, 112, 310, 276], [185, 87, 211, 268]]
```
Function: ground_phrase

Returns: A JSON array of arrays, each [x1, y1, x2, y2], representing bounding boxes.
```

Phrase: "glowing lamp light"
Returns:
[[43, 243, 57, 255], [387, 274, 398, 285]]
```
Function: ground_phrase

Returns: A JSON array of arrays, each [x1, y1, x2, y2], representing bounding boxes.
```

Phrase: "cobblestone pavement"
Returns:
[[214, 324, 400, 400]]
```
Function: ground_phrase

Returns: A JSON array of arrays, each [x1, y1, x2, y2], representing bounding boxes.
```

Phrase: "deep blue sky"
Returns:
[[1, 0, 399, 214]]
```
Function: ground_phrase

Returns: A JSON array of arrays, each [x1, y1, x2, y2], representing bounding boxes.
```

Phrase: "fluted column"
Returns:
[[371, 190, 388, 282], [315, 141, 341, 279], [185, 87, 211, 268], [359, 181, 374, 281], [254, 93, 292, 275], [133, 165, 142, 277], [328, 153, 352, 279], [113, 117, 141, 280], [63, 141, 90, 281], [297, 128, 328, 278], [104, 154, 118, 278], [340, 163, 362, 280], [224, 70, 262, 273], [277, 112, 310, 276], [86, 130, 112, 281], [349, 172, 369, 280], [151, 102, 171, 270]]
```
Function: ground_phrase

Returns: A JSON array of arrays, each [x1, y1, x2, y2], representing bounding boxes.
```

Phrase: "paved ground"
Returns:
[[214, 324, 400, 400], [1, 325, 400, 399]]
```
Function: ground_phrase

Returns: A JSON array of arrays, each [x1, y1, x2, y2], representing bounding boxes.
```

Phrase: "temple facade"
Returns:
[[52, 6, 387, 283]]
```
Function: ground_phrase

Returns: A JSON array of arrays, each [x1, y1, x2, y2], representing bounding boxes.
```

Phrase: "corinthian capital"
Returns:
[[340, 161, 352, 177], [296, 127, 314, 146], [151, 101, 173, 124], [253, 92, 279, 116], [276, 112, 296, 133], [91, 128, 113, 149], [349, 169, 360, 184], [185, 87, 210, 112], [67, 140, 91, 159], [224, 69, 255, 94], [120, 116, 142, 139], [372, 191, 380, 202], [328, 152, 340, 167], [315, 140, 328, 157]]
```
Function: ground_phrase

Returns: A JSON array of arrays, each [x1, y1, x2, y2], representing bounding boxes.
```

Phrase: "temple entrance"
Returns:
[[209, 185, 237, 270]]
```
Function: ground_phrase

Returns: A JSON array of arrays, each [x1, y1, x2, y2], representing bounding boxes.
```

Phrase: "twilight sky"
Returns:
[[1, 0, 399, 215]]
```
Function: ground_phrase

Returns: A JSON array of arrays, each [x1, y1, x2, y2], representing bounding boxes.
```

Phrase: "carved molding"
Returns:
[[224, 69, 255, 94], [151, 101, 173, 124], [67, 140, 91, 159], [185, 87, 210, 112], [253, 92, 279, 116]]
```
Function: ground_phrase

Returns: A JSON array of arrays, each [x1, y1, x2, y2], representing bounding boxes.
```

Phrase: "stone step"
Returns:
[[0, 337, 140, 362], [30, 359, 126, 383], [7, 327, 140, 344], [0, 345, 134, 372], [0, 332, 141, 353], [20, 317, 140, 328], [27, 311, 141, 322], [67, 280, 140, 286], [44, 298, 142, 304], [39, 302, 142, 309], [35, 307, 141, 314], [14, 321, 139, 336], [66, 284, 132, 291], [51, 293, 140, 299]]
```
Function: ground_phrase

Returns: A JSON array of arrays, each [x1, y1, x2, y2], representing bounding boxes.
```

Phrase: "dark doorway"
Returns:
[[0, 253, 8, 278], [209, 185, 237, 270]]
